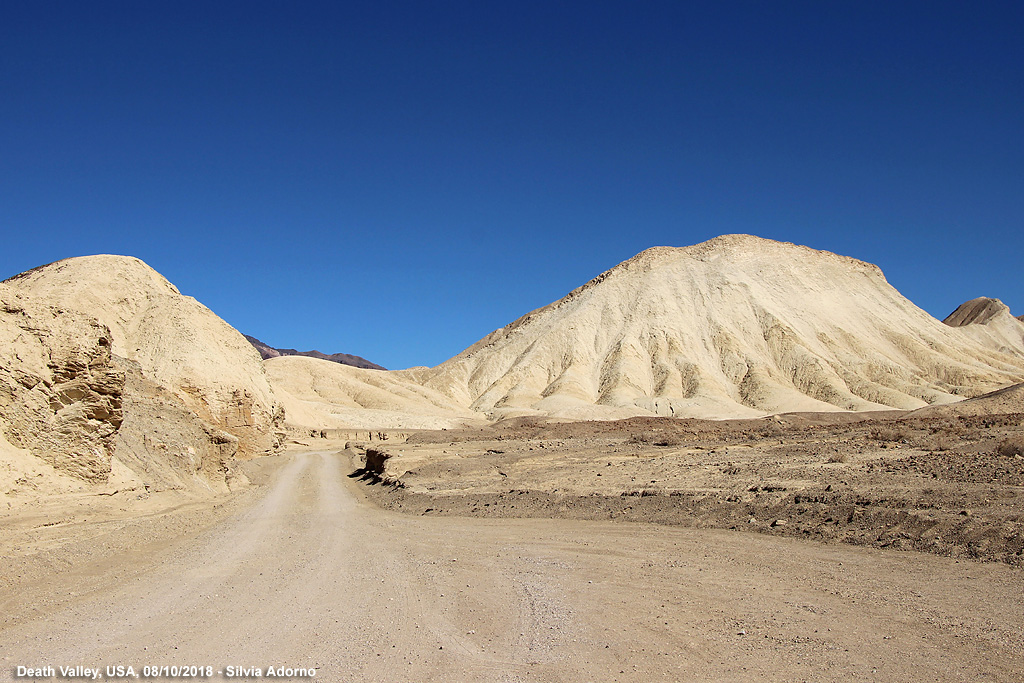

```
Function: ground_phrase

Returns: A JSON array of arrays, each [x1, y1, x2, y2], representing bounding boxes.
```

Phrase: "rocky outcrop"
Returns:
[[4, 256, 283, 457], [943, 297, 1024, 356], [111, 360, 251, 492], [364, 446, 393, 474], [2, 255, 289, 494], [0, 284, 124, 482], [943, 297, 1012, 327]]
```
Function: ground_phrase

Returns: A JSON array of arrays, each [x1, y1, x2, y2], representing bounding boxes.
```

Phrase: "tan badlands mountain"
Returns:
[[910, 381, 1024, 418], [4, 239, 1023, 462], [403, 235, 1024, 421], [942, 296, 1024, 354], [2, 256, 282, 494]]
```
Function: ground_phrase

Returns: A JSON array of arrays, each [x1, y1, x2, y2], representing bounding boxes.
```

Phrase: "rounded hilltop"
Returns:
[[4, 254, 182, 296], [943, 297, 1013, 327], [569, 235, 884, 302]]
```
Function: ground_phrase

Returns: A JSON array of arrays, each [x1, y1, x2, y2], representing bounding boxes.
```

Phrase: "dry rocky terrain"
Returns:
[[410, 236, 1024, 422], [2, 255, 284, 508], [352, 399, 1024, 566]]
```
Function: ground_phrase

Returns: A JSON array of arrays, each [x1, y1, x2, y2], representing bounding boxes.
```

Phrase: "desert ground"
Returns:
[[2, 412, 1023, 682], [354, 409, 1024, 567]]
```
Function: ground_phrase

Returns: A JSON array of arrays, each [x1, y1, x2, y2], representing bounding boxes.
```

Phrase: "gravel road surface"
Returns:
[[2, 450, 1022, 682]]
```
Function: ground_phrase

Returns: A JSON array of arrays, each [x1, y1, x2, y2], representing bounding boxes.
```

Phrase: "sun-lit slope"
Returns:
[[418, 235, 1024, 420], [4, 256, 282, 456], [265, 356, 483, 430], [943, 297, 1024, 356], [908, 382, 1024, 418]]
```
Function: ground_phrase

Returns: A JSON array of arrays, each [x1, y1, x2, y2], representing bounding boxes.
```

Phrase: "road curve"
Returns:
[[1, 450, 1022, 682]]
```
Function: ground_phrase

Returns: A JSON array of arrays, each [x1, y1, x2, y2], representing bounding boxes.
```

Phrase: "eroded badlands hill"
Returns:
[[414, 235, 1024, 420], [5, 240, 1022, 463], [943, 297, 1024, 354], [2, 256, 283, 495]]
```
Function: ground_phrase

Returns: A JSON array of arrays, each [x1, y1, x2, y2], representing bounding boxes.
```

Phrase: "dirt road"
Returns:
[[2, 450, 1023, 682]]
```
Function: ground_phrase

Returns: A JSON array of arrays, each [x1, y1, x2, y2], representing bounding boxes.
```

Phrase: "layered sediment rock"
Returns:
[[4, 256, 283, 458], [2, 256, 285, 493], [0, 284, 124, 481]]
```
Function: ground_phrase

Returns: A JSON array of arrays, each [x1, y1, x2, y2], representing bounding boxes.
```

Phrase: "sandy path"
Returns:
[[1, 450, 1022, 682]]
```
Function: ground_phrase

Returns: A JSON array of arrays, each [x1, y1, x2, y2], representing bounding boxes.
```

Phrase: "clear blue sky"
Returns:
[[2, 1, 1021, 369]]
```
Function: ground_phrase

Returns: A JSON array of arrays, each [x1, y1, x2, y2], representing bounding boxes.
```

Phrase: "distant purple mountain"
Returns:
[[244, 335, 386, 370]]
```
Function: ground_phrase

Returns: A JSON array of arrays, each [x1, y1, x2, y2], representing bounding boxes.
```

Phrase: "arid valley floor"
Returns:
[[2, 435, 1023, 683], [355, 409, 1024, 567]]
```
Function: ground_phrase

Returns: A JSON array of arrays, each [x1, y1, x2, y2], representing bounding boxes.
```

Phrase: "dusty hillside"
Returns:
[[265, 355, 481, 430], [909, 382, 1024, 418], [417, 235, 1024, 421], [943, 297, 1024, 355], [4, 256, 282, 457]]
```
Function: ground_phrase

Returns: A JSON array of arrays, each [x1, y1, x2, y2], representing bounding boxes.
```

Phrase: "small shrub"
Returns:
[[626, 433, 652, 445], [826, 453, 850, 464]]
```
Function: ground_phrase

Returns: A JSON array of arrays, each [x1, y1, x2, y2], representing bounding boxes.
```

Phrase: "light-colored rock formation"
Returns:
[[4, 256, 282, 458], [111, 359, 255, 493], [942, 297, 1024, 356], [1, 283, 123, 485], [416, 235, 1024, 420], [7, 239, 1020, 468]]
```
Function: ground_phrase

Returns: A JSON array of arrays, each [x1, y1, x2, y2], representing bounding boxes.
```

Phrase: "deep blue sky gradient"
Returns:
[[2, 1, 1022, 369]]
